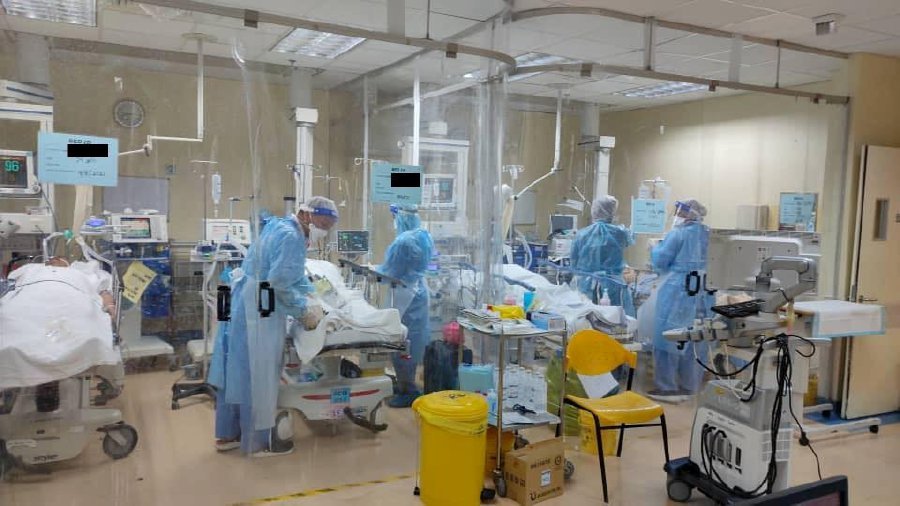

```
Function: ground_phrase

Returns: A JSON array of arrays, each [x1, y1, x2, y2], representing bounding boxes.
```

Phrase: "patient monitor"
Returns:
[[337, 230, 369, 253], [0, 149, 39, 196]]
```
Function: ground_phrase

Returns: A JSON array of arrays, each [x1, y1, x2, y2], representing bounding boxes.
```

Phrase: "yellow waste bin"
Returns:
[[579, 411, 618, 456], [413, 391, 488, 506]]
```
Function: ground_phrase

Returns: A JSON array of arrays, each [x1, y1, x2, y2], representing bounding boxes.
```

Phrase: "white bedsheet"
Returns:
[[0, 262, 120, 388], [501, 264, 636, 334], [294, 260, 406, 362]]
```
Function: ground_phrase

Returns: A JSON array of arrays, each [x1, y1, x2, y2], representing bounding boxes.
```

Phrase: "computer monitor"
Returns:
[[337, 230, 369, 253], [737, 476, 848, 506], [550, 214, 578, 234]]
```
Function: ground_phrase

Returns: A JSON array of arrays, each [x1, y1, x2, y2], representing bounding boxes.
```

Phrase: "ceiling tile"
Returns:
[[313, 68, 361, 88], [554, 0, 695, 17], [659, 0, 771, 28], [205, 0, 326, 17], [703, 43, 777, 66], [724, 12, 812, 39], [306, 0, 387, 30], [539, 37, 633, 61], [571, 78, 635, 94], [429, 0, 507, 21], [790, 26, 892, 50], [504, 27, 572, 53], [602, 50, 644, 67], [787, 1, 900, 25], [851, 14, 900, 37], [656, 33, 731, 57], [408, 12, 481, 40], [839, 37, 900, 57], [578, 17, 645, 49]]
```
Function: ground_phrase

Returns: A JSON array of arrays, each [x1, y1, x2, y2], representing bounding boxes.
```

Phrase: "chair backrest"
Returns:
[[566, 329, 637, 376]]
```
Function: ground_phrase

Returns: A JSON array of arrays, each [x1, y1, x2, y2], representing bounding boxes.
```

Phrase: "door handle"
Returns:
[[857, 295, 879, 303]]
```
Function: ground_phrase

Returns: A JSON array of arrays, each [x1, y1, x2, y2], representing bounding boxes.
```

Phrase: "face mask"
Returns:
[[672, 216, 686, 228], [308, 224, 329, 243]]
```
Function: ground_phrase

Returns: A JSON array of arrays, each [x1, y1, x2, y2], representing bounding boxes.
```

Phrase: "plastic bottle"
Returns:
[[522, 370, 534, 410], [487, 389, 498, 418], [599, 288, 611, 306], [535, 371, 548, 413]]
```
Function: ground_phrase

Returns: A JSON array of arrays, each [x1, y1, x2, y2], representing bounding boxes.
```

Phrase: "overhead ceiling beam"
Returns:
[[512, 7, 849, 60], [516, 63, 850, 104]]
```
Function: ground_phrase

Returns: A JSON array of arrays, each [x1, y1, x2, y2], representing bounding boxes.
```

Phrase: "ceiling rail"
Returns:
[[134, 0, 517, 66], [513, 7, 849, 60], [517, 63, 850, 104]]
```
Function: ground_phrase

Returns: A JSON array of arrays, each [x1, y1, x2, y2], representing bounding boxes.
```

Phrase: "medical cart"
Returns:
[[456, 316, 572, 498]]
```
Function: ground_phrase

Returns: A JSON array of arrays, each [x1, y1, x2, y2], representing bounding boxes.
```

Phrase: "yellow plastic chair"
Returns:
[[556, 329, 670, 503]]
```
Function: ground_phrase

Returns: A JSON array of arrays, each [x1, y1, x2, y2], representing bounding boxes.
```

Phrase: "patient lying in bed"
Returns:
[[0, 260, 121, 389]]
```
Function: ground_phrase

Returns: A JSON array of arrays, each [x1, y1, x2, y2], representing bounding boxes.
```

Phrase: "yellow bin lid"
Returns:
[[413, 391, 488, 422]]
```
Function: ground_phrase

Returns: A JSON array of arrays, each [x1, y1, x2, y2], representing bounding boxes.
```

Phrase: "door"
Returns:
[[844, 145, 900, 418]]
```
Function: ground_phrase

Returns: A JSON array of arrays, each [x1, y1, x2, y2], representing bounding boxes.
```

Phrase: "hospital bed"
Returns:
[[277, 260, 408, 434], [0, 245, 138, 474]]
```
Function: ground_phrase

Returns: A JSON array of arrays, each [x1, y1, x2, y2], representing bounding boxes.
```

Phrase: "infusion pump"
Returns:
[[110, 213, 168, 243]]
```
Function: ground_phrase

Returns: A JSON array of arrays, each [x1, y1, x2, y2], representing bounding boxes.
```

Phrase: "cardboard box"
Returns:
[[503, 439, 565, 506]]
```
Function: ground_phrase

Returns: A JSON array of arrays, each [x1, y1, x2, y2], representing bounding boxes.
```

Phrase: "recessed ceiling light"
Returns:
[[271, 28, 365, 59], [615, 81, 707, 98], [1, 0, 97, 27]]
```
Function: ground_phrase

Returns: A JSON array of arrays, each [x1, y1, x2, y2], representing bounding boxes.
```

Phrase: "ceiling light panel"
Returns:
[[271, 28, 365, 59], [615, 81, 707, 98], [1, 0, 97, 27]]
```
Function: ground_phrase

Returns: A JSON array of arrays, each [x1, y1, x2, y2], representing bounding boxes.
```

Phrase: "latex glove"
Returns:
[[303, 305, 325, 330]]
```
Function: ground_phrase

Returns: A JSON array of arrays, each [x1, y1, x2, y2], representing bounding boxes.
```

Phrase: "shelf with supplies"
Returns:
[[456, 313, 570, 493]]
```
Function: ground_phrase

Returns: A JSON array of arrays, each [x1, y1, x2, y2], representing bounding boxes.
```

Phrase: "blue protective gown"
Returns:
[[570, 221, 635, 316], [209, 215, 313, 452], [376, 227, 433, 394], [649, 221, 714, 393]]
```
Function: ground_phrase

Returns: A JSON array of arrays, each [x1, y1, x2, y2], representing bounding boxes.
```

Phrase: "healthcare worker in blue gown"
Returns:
[[645, 198, 714, 402], [570, 195, 636, 316], [209, 196, 338, 456], [376, 204, 434, 408]]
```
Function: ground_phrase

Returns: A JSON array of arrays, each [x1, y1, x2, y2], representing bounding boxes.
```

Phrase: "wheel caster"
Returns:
[[413, 486, 420, 496], [493, 477, 507, 498], [564, 459, 575, 480], [102, 424, 139, 460], [171, 400, 179, 410], [667, 478, 693, 502], [481, 487, 496, 502], [870, 425, 879, 434]]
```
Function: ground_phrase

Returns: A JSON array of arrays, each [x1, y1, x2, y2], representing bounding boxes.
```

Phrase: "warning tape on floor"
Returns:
[[233, 473, 414, 505]]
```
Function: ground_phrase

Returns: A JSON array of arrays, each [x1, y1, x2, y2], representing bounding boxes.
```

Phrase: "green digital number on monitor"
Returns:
[[3, 160, 20, 173]]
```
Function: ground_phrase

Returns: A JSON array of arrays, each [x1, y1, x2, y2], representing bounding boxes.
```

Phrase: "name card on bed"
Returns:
[[123, 261, 157, 304]]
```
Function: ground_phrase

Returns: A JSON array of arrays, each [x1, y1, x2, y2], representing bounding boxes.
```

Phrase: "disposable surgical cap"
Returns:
[[675, 198, 707, 222], [591, 195, 619, 223], [390, 204, 421, 234], [300, 196, 339, 220]]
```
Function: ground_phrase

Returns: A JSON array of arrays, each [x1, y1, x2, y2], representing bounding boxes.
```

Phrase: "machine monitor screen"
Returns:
[[550, 214, 578, 234], [1, 153, 29, 190], [337, 230, 369, 253], [422, 175, 456, 207], [120, 217, 152, 239]]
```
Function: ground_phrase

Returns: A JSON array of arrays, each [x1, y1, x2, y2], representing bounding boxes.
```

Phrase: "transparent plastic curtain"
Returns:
[[0, 5, 295, 504], [363, 44, 509, 342]]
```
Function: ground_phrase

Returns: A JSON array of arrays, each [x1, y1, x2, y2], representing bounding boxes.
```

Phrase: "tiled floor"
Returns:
[[0, 370, 897, 505]]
